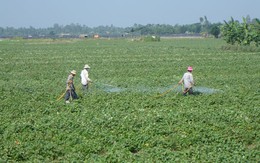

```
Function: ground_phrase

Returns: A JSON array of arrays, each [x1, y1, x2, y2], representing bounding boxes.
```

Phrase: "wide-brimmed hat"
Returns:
[[71, 70, 76, 75], [84, 64, 90, 69]]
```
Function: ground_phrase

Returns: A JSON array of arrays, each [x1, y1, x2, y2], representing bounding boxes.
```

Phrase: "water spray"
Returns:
[[154, 83, 180, 98]]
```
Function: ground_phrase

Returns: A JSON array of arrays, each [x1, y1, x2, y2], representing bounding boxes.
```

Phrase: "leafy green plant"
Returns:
[[221, 17, 260, 46], [0, 38, 259, 162]]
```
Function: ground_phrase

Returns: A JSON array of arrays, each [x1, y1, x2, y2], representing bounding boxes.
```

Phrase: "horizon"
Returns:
[[0, 16, 257, 29]]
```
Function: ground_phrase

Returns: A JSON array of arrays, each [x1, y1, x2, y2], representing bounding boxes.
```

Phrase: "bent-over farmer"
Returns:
[[80, 64, 92, 92], [65, 70, 78, 103], [178, 66, 194, 96]]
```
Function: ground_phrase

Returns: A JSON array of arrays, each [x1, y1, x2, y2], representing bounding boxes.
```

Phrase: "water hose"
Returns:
[[56, 91, 66, 101]]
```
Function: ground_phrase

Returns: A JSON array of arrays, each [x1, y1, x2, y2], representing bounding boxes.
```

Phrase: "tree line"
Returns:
[[0, 16, 259, 46], [0, 16, 220, 38], [221, 17, 260, 46]]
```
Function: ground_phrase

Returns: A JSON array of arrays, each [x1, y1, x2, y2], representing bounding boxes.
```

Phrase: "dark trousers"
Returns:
[[65, 89, 78, 101], [183, 87, 193, 96]]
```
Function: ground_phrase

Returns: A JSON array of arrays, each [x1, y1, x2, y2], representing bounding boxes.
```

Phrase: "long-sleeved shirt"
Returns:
[[80, 69, 91, 85], [181, 72, 194, 88], [66, 74, 75, 90]]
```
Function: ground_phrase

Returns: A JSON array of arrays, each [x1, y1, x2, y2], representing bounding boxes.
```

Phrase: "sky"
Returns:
[[1, 0, 259, 28]]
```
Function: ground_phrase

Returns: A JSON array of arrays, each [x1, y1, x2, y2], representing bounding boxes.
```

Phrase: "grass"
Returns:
[[0, 38, 259, 162]]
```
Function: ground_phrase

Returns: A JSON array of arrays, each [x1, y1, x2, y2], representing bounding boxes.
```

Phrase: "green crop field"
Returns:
[[0, 38, 259, 162]]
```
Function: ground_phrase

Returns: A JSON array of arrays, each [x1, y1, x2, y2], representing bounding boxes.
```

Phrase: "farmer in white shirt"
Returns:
[[80, 64, 92, 91], [178, 66, 194, 95]]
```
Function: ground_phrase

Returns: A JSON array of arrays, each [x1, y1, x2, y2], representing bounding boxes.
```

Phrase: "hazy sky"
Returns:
[[1, 0, 259, 28]]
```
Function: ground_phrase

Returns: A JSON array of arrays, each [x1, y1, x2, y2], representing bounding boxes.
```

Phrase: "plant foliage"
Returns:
[[221, 17, 260, 46], [0, 38, 259, 162]]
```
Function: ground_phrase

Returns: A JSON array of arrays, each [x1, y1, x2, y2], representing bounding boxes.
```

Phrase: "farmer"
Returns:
[[178, 66, 194, 96], [65, 70, 78, 103], [80, 64, 92, 91]]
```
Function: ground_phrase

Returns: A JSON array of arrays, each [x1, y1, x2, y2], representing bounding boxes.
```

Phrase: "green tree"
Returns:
[[221, 17, 241, 45], [210, 24, 221, 38], [49, 31, 56, 38], [221, 17, 260, 46], [250, 18, 260, 46]]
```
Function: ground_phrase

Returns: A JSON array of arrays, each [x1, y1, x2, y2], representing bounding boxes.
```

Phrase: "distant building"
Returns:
[[59, 33, 71, 38], [93, 34, 100, 39], [79, 34, 88, 38]]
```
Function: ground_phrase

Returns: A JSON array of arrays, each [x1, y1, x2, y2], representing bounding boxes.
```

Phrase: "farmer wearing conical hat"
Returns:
[[65, 70, 78, 103], [80, 64, 92, 92], [178, 66, 194, 96]]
